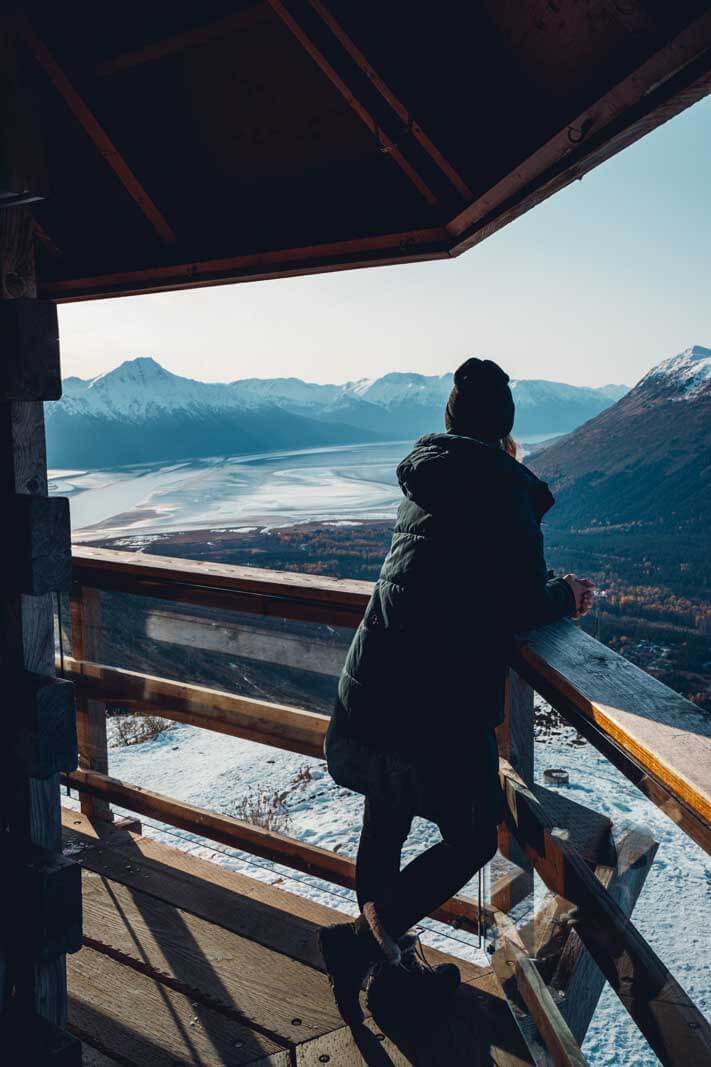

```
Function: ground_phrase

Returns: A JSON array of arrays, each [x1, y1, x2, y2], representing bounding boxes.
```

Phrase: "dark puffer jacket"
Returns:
[[324, 433, 575, 828]]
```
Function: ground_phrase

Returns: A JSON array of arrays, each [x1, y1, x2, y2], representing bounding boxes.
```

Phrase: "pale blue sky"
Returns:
[[59, 95, 710, 389]]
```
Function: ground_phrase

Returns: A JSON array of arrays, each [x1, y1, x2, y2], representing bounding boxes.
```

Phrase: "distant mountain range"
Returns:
[[531, 345, 711, 532], [46, 357, 627, 468]]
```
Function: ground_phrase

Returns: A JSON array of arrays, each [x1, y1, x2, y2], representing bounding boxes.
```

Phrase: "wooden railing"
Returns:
[[61, 545, 711, 1067]]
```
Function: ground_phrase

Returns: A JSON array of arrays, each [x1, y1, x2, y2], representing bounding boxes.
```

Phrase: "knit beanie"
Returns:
[[445, 357, 515, 442]]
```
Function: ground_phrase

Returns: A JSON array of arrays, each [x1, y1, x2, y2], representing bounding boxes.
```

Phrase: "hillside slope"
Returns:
[[531, 345, 711, 532]]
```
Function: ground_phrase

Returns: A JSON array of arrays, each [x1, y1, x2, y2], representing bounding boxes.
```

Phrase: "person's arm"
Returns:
[[495, 492, 578, 631]]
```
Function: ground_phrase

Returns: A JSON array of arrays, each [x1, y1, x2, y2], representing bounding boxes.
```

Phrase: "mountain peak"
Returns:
[[640, 344, 711, 398]]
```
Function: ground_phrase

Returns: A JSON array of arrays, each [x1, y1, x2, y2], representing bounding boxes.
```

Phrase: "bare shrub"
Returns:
[[111, 712, 172, 747], [233, 788, 291, 834]]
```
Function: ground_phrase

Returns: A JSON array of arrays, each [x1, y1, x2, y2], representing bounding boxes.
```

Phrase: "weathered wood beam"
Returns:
[[63, 656, 329, 759], [69, 587, 111, 822], [553, 823, 658, 1044], [18, 15, 176, 246], [95, 5, 270, 76], [41, 225, 450, 301], [266, 0, 439, 207], [72, 543, 371, 626], [12, 672, 77, 779], [499, 760, 711, 1066], [0, 18, 79, 1032], [496, 670, 534, 900], [447, 10, 711, 255], [9, 495, 71, 595], [1, 847, 82, 961], [307, 0, 472, 199], [503, 935, 589, 1067], [64, 766, 496, 931], [512, 620, 711, 854], [0, 299, 60, 399]]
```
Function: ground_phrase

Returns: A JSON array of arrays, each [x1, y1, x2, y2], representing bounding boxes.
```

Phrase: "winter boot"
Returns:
[[366, 932, 461, 1034], [318, 903, 401, 1025]]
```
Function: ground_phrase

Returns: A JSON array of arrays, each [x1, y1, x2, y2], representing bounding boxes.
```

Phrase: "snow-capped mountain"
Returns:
[[46, 357, 627, 468], [531, 344, 711, 530], [636, 344, 711, 399]]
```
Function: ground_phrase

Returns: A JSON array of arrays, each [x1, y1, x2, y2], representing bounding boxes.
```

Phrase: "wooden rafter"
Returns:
[[40, 225, 450, 301], [95, 5, 270, 76], [266, 0, 439, 208], [447, 9, 711, 254], [307, 0, 472, 200], [18, 14, 176, 245]]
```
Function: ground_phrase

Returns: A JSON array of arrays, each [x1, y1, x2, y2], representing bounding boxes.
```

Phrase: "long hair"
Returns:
[[501, 434, 519, 460]]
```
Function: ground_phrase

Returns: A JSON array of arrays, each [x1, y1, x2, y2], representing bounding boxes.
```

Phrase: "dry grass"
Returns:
[[232, 788, 292, 834], [111, 712, 172, 747]]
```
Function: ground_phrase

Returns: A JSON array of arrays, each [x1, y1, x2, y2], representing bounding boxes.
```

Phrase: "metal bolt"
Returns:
[[291, 1018, 302, 1026], [319, 1057, 330, 1063]]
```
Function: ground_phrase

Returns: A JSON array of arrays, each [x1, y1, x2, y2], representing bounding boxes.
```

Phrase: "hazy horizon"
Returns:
[[58, 96, 711, 390]]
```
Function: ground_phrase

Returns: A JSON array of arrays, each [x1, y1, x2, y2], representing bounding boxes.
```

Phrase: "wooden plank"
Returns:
[[43, 225, 451, 302], [505, 938, 589, 1067], [0, 298, 60, 399], [12, 670, 76, 778], [72, 545, 372, 615], [308, 0, 472, 199], [497, 671, 535, 883], [142, 607, 347, 676], [18, 15, 176, 246], [80, 870, 346, 1044], [96, 5, 271, 75], [499, 760, 711, 1067], [64, 768, 495, 933], [10, 494, 72, 595], [553, 824, 658, 1044], [67, 946, 289, 1065], [61, 809, 484, 986], [513, 619, 711, 843], [266, 0, 439, 207], [64, 657, 329, 758], [298, 972, 536, 1065], [81, 1046, 123, 1067], [70, 586, 111, 822]]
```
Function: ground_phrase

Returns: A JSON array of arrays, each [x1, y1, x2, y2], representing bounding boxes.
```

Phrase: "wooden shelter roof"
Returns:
[[14, 1, 711, 301]]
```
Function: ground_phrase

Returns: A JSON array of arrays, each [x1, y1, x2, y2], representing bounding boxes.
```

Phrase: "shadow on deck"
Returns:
[[62, 811, 533, 1067]]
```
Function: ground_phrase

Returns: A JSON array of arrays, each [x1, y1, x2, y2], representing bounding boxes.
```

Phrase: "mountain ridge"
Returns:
[[530, 344, 711, 531], [47, 356, 629, 468]]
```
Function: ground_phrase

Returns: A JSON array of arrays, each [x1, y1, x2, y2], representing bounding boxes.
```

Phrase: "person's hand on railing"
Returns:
[[563, 574, 596, 618]]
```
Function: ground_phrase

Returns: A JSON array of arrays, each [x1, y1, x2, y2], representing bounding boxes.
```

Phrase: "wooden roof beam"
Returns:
[[95, 5, 270, 76], [266, 0, 440, 208], [19, 15, 177, 246], [307, 0, 472, 200]]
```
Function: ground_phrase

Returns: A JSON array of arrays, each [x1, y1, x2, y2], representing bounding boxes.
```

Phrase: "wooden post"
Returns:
[[0, 17, 80, 1059], [495, 669, 534, 907], [70, 584, 111, 822]]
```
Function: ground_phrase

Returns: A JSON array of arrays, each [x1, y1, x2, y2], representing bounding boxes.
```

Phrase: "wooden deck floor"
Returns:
[[61, 810, 534, 1066]]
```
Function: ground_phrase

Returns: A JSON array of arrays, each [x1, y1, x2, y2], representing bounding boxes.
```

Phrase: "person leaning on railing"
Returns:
[[319, 357, 594, 1030]]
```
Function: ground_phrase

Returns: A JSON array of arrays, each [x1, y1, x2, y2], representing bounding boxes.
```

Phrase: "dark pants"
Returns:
[[355, 796, 498, 938]]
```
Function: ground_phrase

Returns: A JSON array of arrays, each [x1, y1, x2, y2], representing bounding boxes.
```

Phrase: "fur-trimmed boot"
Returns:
[[366, 932, 461, 1034], [318, 902, 402, 1025]]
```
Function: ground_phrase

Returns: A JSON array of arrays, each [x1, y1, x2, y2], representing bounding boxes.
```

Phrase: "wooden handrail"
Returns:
[[63, 656, 329, 759], [70, 547, 711, 852]]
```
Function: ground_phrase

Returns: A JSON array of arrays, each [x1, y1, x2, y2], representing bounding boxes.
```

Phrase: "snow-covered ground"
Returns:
[[63, 708, 710, 1065]]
